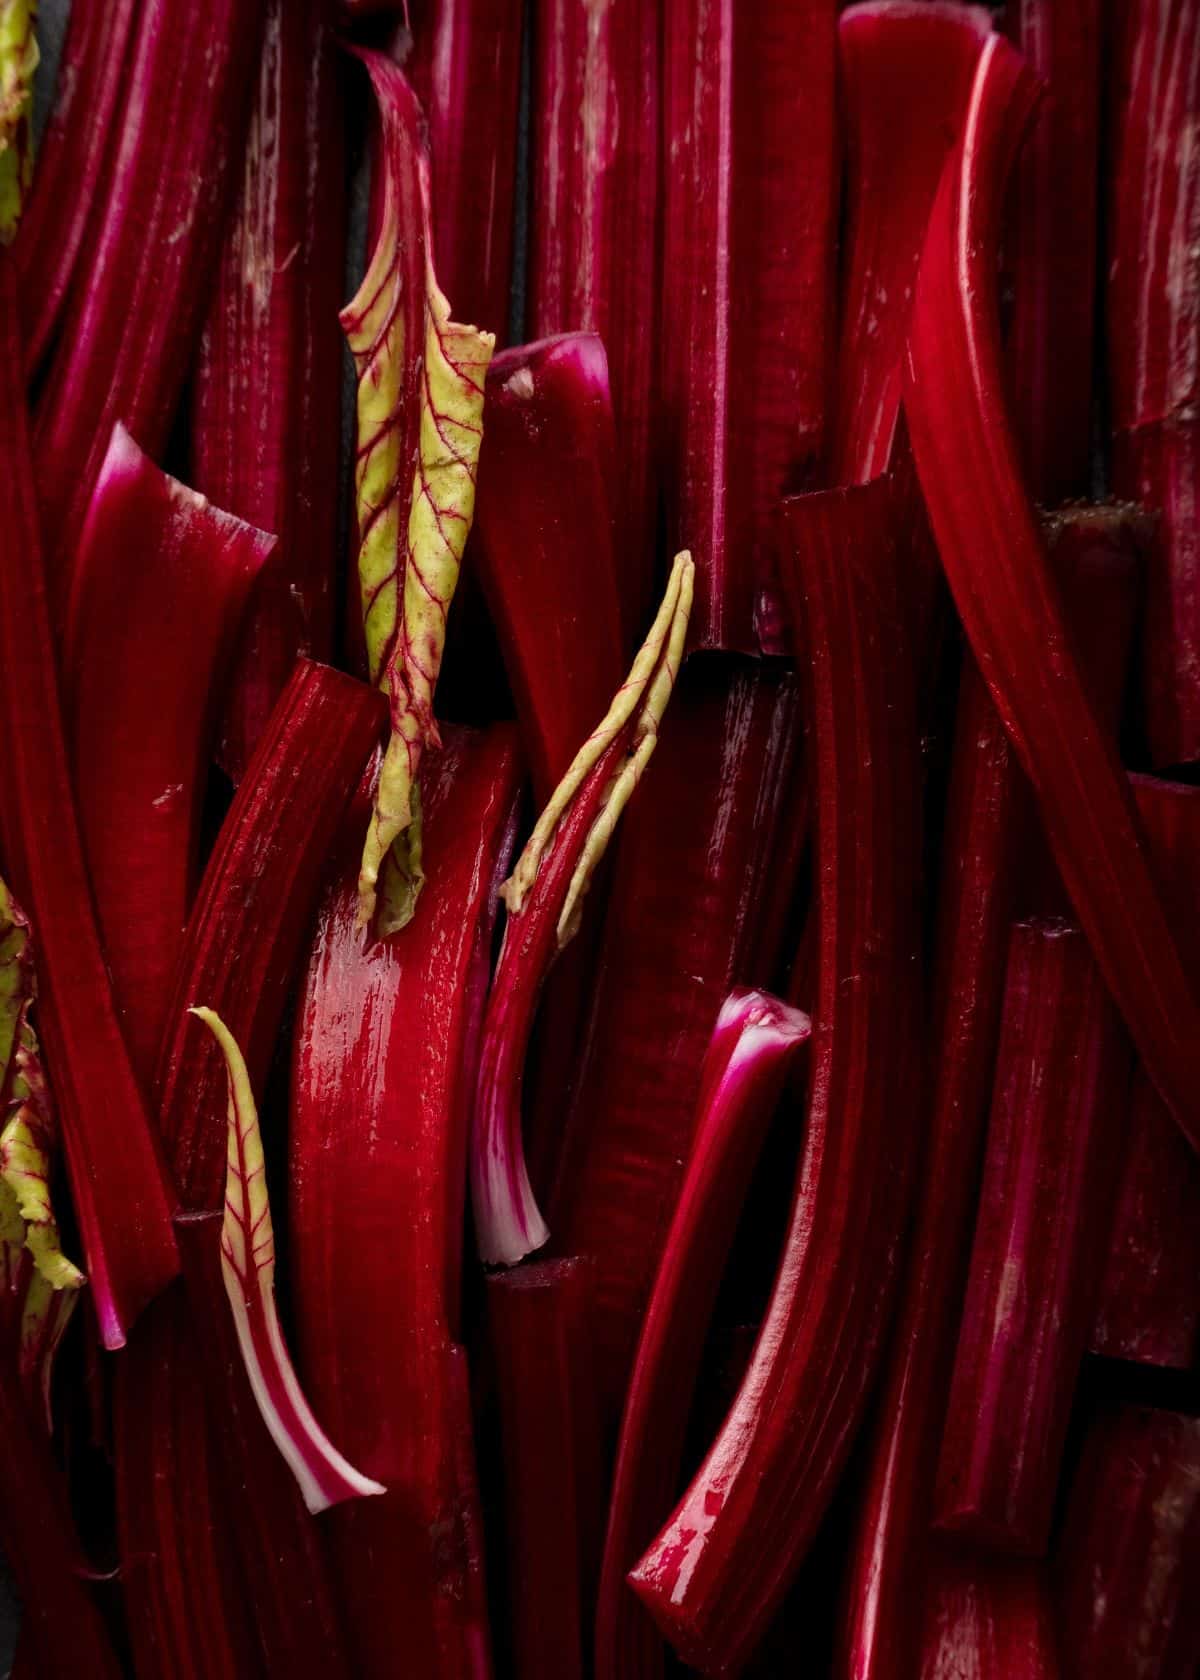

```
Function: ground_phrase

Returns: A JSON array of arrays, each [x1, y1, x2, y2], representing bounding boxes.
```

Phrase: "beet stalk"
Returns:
[[1090, 774, 1200, 1367], [528, 0, 660, 630], [1106, 1, 1200, 767], [920, 1550, 1060, 1680], [1003, 0, 1100, 505], [933, 918, 1132, 1556], [471, 554, 693, 1266], [0, 255, 178, 1349], [489, 1258, 604, 1680], [596, 989, 810, 1680], [546, 654, 804, 1422], [191, 0, 346, 781], [116, 662, 383, 1679], [32, 0, 267, 588], [65, 422, 273, 1088], [903, 34, 1200, 1144], [839, 501, 1143, 1680], [833, 1, 993, 485], [406, 0, 524, 342], [1055, 1404, 1200, 1679], [14, 0, 138, 371], [660, 0, 839, 651], [471, 333, 627, 800], [630, 478, 923, 1676], [291, 724, 523, 1679]]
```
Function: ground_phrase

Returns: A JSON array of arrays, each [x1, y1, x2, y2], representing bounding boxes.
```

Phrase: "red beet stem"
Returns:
[[529, 0, 661, 632], [291, 726, 523, 1678], [116, 662, 382, 1679], [32, 0, 266, 595], [548, 657, 804, 1423], [1090, 773, 1200, 1368], [471, 334, 627, 800], [114, 1286, 265, 1680], [596, 990, 810, 1680], [933, 918, 1132, 1556], [191, 0, 347, 781], [903, 34, 1200, 1145], [1004, 0, 1101, 504], [839, 500, 1143, 1680], [489, 1258, 605, 1680], [630, 478, 923, 1675], [1055, 1404, 1200, 1679], [66, 423, 273, 1087], [15, 0, 139, 371], [0, 256, 178, 1349], [660, 0, 839, 651], [833, 1, 993, 484], [920, 1548, 1061, 1679], [406, 0, 524, 342]]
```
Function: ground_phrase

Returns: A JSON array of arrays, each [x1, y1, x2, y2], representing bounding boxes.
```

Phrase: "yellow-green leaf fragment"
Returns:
[[342, 51, 495, 937], [361, 251, 494, 937], [0, 1, 37, 244], [0, 876, 83, 1294], [0, 872, 30, 1087], [502, 551, 696, 946], [1, 1027, 84, 1292], [191, 1006, 385, 1514], [340, 59, 425, 691]]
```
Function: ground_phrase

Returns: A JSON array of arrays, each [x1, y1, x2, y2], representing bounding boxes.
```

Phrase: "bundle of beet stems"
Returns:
[[0, 0, 1196, 1675]]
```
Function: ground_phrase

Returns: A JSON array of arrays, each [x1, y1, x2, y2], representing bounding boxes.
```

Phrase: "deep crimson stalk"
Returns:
[[838, 657, 1017, 1680], [157, 662, 384, 1211], [471, 553, 692, 1266], [32, 0, 266, 587], [903, 35, 1200, 1143], [528, 0, 660, 629], [1091, 774, 1200, 1367], [115, 1286, 265, 1680], [471, 334, 626, 800], [1004, 0, 1100, 504], [660, 0, 838, 651], [0, 256, 177, 1349], [172, 1216, 355, 1678], [596, 990, 810, 1680], [0, 1353, 122, 1678], [547, 659, 804, 1418], [489, 1259, 603, 1680], [65, 423, 273, 1087], [1105, 2, 1200, 764], [406, 0, 524, 341], [116, 662, 382, 1680], [1112, 422, 1200, 771], [631, 479, 923, 1675], [191, 0, 346, 781], [833, 1, 992, 484], [1056, 1405, 1200, 1678], [1105, 0, 1199, 437], [471, 732, 622, 1265], [14, 0, 138, 371], [934, 919, 1131, 1556], [470, 332, 631, 1209], [839, 502, 1143, 1680], [920, 1550, 1060, 1679], [291, 726, 522, 1679]]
